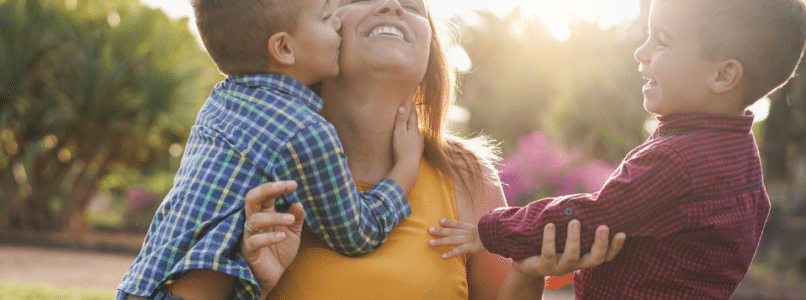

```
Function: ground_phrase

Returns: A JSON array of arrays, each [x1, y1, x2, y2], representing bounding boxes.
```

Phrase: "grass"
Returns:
[[0, 282, 115, 300]]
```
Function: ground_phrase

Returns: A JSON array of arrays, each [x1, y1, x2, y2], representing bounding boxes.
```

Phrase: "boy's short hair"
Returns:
[[191, 0, 302, 75], [690, 0, 806, 105]]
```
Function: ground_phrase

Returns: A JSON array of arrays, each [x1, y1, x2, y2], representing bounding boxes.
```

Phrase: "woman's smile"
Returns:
[[366, 24, 407, 41]]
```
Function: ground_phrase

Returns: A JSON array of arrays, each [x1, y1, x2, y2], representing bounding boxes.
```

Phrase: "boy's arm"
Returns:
[[275, 117, 417, 256], [478, 145, 688, 260], [386, 106, 424, 194], [119, 127, 277, 299]]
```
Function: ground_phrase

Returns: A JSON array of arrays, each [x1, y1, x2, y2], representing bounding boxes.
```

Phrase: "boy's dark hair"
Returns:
[[191, 0, 301, 75], [691, 0, 806, 105]]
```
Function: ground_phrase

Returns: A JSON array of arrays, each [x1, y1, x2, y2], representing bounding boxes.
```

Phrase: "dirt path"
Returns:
[[0, 245, 136, 292], [0, 245, 578, 299]]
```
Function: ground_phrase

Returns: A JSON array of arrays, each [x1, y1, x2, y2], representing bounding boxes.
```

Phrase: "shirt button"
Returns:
[[564, 207, 574, 216]]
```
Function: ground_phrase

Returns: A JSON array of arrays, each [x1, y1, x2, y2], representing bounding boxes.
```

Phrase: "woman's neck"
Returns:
[[321, 74, 418, 182]]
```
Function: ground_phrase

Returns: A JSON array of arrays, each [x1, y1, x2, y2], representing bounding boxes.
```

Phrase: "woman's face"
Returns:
[[334, 0, 432, 81]]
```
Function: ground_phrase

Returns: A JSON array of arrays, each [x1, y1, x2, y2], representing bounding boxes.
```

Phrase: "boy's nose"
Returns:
[[375, 0, 404, 18], [634, 40, 650, 63]]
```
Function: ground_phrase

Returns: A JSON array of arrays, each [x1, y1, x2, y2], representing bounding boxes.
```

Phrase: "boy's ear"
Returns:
[[710, 59, 743, 94], [267, 32, 295, 66]]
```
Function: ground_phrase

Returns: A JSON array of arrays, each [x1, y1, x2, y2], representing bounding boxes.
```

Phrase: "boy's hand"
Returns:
[[241, 181, 305, 297], [428, 218, 486, 258], [388, 106, 424, 193], [393, 105, 424, 165]]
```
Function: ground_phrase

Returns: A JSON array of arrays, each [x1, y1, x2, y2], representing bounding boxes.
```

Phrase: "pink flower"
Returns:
[[498, 131, 616, 206]]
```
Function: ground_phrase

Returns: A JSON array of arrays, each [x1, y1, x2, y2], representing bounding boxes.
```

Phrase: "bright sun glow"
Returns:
[[140, 0, 640, 41], [140, 0, 640, 72]]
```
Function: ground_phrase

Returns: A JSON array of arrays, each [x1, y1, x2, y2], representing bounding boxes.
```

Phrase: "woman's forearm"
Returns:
[[497, 267, 544, 300]]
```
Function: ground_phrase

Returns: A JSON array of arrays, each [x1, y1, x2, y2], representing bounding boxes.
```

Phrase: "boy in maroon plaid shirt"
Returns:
[[429, 0, 806, 299]]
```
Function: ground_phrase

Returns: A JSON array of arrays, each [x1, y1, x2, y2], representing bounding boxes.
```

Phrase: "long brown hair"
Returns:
[[414, 14, 501, 196]]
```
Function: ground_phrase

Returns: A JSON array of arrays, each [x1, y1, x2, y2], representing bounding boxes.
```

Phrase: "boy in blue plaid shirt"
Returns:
[[117, 0, 423, 298]]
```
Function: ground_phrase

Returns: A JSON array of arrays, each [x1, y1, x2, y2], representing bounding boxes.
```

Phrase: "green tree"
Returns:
[[454, 9, 565, 155], [454, 8, 649, 163], [0, 0, 219, 232]]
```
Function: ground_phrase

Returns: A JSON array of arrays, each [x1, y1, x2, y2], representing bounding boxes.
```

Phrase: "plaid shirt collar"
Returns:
[[653, 111, 755, 138], [226, 73, 323, 113]]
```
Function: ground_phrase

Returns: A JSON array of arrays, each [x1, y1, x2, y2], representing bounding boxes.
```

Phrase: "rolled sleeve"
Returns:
[[275, 123, 411, 256], [478, 144, 690, 260], [118, 126, 262, 299]]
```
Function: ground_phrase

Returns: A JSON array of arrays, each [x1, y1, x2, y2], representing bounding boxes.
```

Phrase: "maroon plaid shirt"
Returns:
[[479, 112, 770, 299]]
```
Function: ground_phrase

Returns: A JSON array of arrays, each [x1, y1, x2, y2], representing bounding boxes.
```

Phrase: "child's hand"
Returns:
[[428, 218, 486, 258], [393, 105, 424, 166], [387, 106, 424, 193]]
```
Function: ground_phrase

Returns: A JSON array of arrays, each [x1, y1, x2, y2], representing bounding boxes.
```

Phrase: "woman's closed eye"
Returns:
[[402, 3, 421, 13]]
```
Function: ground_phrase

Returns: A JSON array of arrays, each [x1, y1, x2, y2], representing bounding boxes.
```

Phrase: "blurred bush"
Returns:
[[0, 0, 221, 233], [498, 131, 616, 207]]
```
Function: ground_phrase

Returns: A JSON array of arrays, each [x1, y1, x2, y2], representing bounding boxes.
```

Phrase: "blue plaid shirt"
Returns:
[[117, 74, 411, 299]]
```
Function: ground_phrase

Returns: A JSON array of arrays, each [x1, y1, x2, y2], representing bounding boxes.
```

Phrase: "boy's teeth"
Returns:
[[368, 26, 404, 39]]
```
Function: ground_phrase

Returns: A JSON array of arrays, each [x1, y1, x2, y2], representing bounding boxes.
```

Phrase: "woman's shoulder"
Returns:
[[444, 135, 507, 223]]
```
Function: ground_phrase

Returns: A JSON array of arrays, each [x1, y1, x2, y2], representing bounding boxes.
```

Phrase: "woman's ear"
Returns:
[[710, 59, 743, 93], [267, 32, 295, 66]]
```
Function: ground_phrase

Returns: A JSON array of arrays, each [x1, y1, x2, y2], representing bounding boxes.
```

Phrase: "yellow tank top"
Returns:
[[269, 159, 469, 299]]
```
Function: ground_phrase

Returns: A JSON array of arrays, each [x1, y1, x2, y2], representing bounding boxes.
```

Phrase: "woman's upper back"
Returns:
[[268, 159, 469, 299]]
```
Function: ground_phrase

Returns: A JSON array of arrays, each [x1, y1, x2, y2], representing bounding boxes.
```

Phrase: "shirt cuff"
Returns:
[[369, 178, 412, 222], [478, 208, 510, 258]]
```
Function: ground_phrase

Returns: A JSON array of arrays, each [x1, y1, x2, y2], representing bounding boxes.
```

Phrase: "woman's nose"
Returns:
[[375, 0, 404, 18]]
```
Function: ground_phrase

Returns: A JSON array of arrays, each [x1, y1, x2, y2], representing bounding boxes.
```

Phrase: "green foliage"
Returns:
[[0, 0, 220, 231], [541, 22, 648, 163], [454, 9, 649, 163]]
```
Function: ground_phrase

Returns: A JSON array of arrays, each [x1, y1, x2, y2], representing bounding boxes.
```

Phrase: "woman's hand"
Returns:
[[241, 181, 305, 299], [497, 220, 626, 300], [512, 220, 626, 278]]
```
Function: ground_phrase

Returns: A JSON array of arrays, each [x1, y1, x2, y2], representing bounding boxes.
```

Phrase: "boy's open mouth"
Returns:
[[642, 76, 658, 91]]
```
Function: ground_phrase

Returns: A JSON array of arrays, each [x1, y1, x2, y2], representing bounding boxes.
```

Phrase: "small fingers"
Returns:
[[408, 105, 419, 132], [441, 244, 471, 259], [605, 232, 627, 262], [395, 106, 408, 131], [438, 218, 474, 230], [428, 236, 469, 247], [428, 226, 467, 238]]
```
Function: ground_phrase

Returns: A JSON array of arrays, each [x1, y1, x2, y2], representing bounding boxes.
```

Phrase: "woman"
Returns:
[[163, 0, 624, 298], [262, 0, 623, 298]]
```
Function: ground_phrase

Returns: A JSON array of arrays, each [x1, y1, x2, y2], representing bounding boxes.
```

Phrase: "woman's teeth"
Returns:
[[368, 26, 404, 39]]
